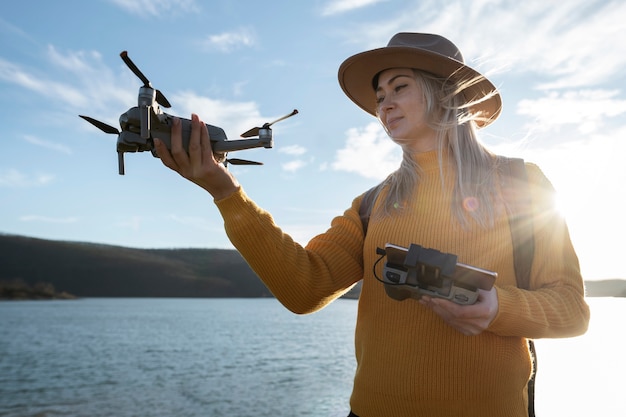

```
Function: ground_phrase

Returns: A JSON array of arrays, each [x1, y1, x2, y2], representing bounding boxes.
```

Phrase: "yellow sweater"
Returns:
[[215, 150, 590, 417]]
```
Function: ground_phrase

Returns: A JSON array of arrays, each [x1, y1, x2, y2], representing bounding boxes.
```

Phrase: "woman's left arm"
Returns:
[[421, 163, 590, 338], [487, 163, 590, 339]]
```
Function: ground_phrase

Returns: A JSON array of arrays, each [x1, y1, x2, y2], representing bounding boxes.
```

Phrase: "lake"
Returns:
[[0, 297, 622, 417]]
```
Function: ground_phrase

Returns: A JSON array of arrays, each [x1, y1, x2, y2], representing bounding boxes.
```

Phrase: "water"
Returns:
[[0, 297, 623, 417], [0, 298, 357, 417]]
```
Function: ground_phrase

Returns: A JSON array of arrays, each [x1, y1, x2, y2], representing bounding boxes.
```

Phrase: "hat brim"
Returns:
[[338, 47, 502, 128]]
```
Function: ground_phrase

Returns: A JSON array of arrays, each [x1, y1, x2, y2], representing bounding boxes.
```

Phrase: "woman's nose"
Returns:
[[377, 96, 394, 114]]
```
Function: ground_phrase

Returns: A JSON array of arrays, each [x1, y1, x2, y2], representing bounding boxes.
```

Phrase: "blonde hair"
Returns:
[[376, 69, 499, 228]]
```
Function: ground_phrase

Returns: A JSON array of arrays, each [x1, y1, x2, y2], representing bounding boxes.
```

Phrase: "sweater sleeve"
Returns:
[[489, 163, 590, 338], [214, 187, 365, 314]]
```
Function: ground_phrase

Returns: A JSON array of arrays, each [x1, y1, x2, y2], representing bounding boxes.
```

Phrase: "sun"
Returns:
[[552, 192, 571, 220]]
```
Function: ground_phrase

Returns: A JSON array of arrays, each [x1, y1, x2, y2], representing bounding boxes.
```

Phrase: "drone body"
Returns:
[[80, 51, 297, 175]]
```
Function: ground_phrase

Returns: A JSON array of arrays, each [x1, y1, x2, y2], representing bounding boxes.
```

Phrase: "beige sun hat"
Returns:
[[338, 32, 502, 128]]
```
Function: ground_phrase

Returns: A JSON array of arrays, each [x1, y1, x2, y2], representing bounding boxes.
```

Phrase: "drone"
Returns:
[[80, 51, 298, 175]]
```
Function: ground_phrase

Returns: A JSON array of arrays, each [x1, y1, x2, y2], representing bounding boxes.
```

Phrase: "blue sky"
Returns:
[[1, 0, 625, 280]]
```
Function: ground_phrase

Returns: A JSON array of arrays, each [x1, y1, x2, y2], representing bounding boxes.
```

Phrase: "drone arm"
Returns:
[[211, 137, 273, 153]]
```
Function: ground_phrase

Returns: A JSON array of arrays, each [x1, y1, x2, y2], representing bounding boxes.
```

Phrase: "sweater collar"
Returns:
[[411, 149, 451, 172]]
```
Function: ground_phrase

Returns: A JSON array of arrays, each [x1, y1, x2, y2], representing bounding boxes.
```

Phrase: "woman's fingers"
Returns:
[[155, 113, 239, 199], [168, 116, 189, 170], [188, 114, 203, 169]]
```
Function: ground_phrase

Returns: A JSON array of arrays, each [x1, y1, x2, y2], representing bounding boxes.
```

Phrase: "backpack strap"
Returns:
[[498, 157, 537, 417], [359, 182, 384, 236], [498, 157, 535, 290]]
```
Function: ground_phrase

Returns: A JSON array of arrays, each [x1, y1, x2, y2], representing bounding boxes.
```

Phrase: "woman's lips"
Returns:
[[386, 116, 402, 128]]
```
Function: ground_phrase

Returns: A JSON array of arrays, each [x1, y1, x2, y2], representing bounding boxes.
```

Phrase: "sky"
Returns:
[[1, 0, 625, 280]]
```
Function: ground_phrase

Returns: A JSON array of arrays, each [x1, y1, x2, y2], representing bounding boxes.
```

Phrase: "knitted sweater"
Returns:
[[215, 150, 590, 417]]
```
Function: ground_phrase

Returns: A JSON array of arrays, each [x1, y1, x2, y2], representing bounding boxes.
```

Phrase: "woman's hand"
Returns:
[[419, 287, 499, 336], [154, 114, 239, 200]]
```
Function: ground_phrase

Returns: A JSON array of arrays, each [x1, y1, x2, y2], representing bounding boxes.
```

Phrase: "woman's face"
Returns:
[[375, 68, 437, 151]]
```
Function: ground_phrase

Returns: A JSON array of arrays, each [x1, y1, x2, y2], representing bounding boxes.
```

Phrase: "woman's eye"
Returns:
[[376, 83, 408, 105]]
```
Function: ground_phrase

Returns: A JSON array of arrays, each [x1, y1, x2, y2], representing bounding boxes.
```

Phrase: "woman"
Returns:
[[155, 33, 590, 417]]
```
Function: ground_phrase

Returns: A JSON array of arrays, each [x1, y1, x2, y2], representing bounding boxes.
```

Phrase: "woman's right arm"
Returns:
[[216, 188, 365, 313], [155, 113, 365, 313]]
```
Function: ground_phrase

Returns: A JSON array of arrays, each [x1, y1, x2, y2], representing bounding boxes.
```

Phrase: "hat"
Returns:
[[338, 33, 502, 128]]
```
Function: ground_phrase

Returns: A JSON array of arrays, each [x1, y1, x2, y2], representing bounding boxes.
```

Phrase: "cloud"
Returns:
[[517, 89, 626, 134], [19, 215, 78, 224], [23, 135, 72, 155], [481, 1, 626, 90], [279, 145, 307, 156], [107, 0, 199, 17], [46, 46, 135, 109], [0, 46, 134, 123], [170, 91, 265, 138], [331, 0, 626, 138], [0, 57, 87, 108], [277, 146, 309, 173], [200, 29, 256, 53], [282, 159, 308, 173], [321, 0, 387, 16], [331, 122, 401, 179], [0, 169, 55, 187], [46, 46, 103, 75], [0, 16, 34, 42], [338, 0, 626, 89], [169, 92, 301, 144]]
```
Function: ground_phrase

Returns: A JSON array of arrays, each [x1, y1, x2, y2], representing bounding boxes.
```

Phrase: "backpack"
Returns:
[[358, 157, 537, 417]]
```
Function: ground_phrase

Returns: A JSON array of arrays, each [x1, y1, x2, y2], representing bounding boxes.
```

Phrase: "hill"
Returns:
[[0, 233, 622, 299], [0, 233, 272, 298]]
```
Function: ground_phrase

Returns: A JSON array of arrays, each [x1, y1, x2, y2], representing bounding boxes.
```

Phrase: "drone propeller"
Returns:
[[240, 109, 298, 138], [225, 158, 264, 166], [79, 115, 120, 135], [120, 51, 172, 109]]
